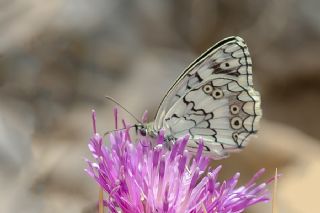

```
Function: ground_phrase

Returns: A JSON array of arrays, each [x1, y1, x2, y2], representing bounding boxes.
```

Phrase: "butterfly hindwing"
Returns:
[[162, 77, 261, 158]]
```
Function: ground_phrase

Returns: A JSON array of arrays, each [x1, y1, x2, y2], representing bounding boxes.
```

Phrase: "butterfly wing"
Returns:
[[153, 36, 261, 159], [154, 36, 253, 130]]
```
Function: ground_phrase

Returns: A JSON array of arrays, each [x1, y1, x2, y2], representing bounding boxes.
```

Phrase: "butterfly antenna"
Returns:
[[105, 95, 142, 124], [103, 126, 135, 137]]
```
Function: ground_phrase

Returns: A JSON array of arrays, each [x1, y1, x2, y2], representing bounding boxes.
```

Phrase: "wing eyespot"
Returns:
[[230, 104, 240, 115], [212, 88, 224, 99], [230, 117, 242, 130], [232, 132, 239, 142], [203, 84, 213, 94], [220, 62, 230, 69]]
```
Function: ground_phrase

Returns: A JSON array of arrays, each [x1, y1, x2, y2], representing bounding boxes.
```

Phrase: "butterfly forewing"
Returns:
[[153, 36, 261, 159]]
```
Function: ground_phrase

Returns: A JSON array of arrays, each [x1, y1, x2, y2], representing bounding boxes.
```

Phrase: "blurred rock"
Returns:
[[0, 0, 319, 212], [218, 120, 320, 213], [0, 0, 59, 53], [256, 121, 320, 213], [0, 95, 36, 212], [0, 96, 33, 174]]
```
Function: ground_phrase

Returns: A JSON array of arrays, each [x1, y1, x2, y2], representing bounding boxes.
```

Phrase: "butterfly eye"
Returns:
[[212, 88, 224, 99], [139, 128, 147, 136], [203, 84, 213, 94], [230, 117, 242, 130], [230, 105, 240, 115]]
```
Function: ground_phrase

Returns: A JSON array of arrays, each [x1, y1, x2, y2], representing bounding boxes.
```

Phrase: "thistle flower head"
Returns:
[[85, 109, 271, 212]]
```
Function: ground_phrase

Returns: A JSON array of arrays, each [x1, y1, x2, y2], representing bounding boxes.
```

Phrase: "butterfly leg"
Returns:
[[164, 135, 176, 150]]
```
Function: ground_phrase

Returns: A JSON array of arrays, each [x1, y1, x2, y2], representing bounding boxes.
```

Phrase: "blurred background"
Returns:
[[0, 0, 319, 212]]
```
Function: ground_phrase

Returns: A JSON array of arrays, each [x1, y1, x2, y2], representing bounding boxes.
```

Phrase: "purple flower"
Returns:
[[85, 109, 271, 212]]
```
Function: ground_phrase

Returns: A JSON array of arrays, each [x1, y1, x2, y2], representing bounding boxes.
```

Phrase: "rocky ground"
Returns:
[[0, 0, 319, 212]]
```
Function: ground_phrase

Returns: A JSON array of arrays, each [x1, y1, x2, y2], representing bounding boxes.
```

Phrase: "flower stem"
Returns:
[[272, 168, 278, 213], [99, 187, 104, 213]]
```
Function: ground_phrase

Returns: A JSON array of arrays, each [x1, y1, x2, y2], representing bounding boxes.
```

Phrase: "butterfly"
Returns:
[[133, 36, 262, 159]]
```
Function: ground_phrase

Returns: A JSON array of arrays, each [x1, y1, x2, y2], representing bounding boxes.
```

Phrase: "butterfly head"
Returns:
[[134, 123, 147, 136], [134, 122, 158, 138]]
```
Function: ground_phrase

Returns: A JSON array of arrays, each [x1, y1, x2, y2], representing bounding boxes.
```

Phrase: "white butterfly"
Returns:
[[136, 36, 262, 159]]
